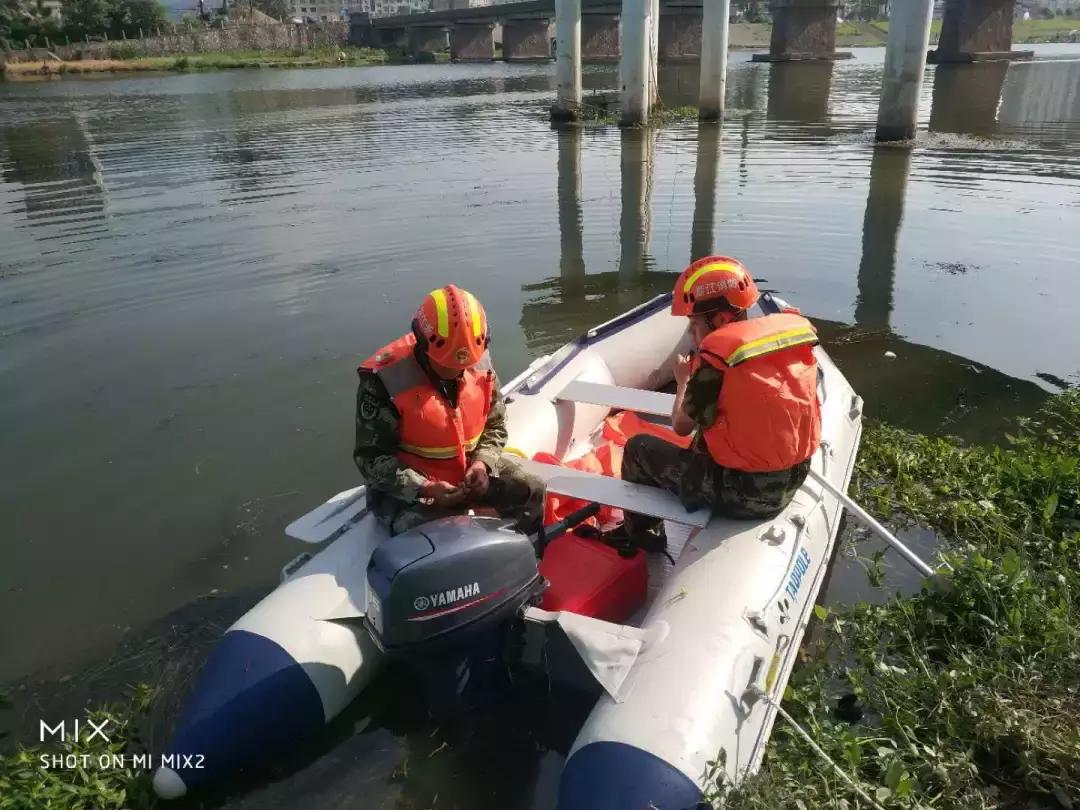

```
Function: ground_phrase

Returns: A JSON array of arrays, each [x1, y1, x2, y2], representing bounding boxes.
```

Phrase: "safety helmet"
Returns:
[[671, 256, 759, 317], [412, 284, 490, 370]]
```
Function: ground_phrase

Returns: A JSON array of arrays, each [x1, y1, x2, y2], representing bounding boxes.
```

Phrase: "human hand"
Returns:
[[421, 480, 467, 508], [463, 460, 490, 496], [674, 353, 694, 387]]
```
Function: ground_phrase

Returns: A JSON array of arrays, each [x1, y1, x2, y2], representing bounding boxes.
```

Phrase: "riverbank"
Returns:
[[829, 17, 1080, 48], [717, 390, 1080, 808], [0, 46, 430, 79], [4, 18, 1078, 80]]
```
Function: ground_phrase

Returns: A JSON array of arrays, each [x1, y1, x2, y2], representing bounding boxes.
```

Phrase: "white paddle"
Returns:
[[808, 468, 946, 579], [285, 485, 369, 544]]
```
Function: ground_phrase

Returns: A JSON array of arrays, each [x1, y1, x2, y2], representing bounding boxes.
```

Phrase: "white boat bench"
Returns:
[[555, 380, 676, 418], [544, 381, 705, 526], [518, 458, 711, 528]]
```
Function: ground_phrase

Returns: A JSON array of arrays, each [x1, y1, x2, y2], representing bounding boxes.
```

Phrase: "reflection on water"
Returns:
[[2, 47, 1080, 810], [767, 62, 834, 123], [618, 127, 657, 282], [690, 121, 721, 260], [929, 62, 1010, 135], [855, 145, 911, 329], [0, 113, 108, 229]]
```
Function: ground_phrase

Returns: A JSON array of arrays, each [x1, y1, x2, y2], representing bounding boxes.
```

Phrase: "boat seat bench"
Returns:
[[555, 380, 675, 418], [517, 458, 711, 528]]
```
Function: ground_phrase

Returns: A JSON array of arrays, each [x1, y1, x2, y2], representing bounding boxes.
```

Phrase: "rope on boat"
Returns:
[[748, 687, 887, 810]]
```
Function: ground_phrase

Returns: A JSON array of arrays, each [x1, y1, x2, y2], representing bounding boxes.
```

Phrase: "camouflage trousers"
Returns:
[[369, 454, 545, 537], [621, 434, 811, 535]]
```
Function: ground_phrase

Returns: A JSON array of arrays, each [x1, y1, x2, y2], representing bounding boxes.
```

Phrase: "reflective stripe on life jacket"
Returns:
[[697, 313, 821, 473], [358, 333, 494, 485]]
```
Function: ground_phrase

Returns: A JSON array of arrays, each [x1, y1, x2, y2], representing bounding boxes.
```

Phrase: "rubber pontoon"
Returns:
[[153, 292, 862, 808]]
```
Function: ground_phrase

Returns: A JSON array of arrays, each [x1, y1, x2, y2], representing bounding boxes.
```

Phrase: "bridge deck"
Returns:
[[364, 0, 701, 28]]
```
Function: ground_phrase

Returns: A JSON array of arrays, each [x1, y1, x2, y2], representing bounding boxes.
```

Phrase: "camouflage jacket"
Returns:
[[683, 364, 724, 430], [352, 363, 508, 502]]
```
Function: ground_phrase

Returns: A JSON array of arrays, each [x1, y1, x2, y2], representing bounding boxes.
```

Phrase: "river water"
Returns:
[[2, 45, 1079, 808]]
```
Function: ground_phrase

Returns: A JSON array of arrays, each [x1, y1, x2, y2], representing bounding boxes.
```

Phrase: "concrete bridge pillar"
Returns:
[[752, 0, 851, 62], [450, 22, 495, 62], [377, 27, 408, 49], [876, 0, 933, 141], [504, 18, 552, 61], [553, 0, 582, 120], [658, 11, 701, 63], [621, 0, 659, 125], [582, 14, 619, 62], [408, 25, 447, 54], [699, 0, 732, 119], [932, 0, 1033, 63]]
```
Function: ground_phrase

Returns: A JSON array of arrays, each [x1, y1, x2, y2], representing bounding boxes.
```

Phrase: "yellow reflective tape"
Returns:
[[430, 288, 449, 338], [765, 651, 782, 692], [682, 261, 743, 293], [464, 291, 482, 338], [400, 431, 483, 460], [724, 327, 817, 366]]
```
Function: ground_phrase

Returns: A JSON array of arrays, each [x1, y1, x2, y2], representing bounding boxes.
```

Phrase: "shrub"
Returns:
[[108, 43, 142, 60]]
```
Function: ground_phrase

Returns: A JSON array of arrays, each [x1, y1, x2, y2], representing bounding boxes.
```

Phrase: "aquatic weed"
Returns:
[[716, 391, 1080, 809]]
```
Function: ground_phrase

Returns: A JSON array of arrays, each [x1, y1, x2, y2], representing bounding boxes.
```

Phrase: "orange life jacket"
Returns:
[[697, 313, 821, 473], [358, 333, 494, 486]]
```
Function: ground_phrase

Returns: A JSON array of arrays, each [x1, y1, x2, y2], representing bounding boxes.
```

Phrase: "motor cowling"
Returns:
[[365, 515, 543, 653]]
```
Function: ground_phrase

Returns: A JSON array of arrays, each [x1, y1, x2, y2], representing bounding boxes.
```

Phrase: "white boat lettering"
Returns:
[[424, 582, 480, 610], [784, 548, 812, 600]]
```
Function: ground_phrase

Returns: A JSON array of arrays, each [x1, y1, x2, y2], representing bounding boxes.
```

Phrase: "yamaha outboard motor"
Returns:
[[365, 515, 544, 712]]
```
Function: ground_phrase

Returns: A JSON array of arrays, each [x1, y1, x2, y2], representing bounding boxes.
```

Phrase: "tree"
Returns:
[[62, 0, 110, 38], [107, 0, 167, 34], [61, 0, 167, 39], [2, 0, 62, 45], [252, 0, 288, 20]]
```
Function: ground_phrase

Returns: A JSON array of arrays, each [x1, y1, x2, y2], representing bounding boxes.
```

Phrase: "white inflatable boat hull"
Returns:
[[154, 293, 862, 808]]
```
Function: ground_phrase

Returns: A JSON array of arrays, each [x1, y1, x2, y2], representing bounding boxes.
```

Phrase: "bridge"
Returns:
[[351, 0, 705, 63], [352, 0, 1032, 140], [351, 0, 1030, 65]]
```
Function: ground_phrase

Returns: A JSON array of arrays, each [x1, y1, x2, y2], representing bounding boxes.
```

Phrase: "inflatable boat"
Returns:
[[153, 292, 863, 807]]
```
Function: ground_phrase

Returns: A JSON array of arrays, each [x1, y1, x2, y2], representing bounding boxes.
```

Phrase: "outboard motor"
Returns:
[[364, 515, 544, 712]]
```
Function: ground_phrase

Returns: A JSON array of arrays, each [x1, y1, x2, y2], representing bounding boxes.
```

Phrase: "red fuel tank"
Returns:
[[538, 534, 647, 624]]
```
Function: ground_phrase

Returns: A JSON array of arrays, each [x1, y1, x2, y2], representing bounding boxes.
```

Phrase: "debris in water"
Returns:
[[428, 741, 449, 758], [835, 693, 863, 723], [884, 351, 897, 360]]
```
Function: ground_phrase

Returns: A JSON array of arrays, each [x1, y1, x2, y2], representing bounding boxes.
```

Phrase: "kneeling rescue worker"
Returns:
[[354, 284, 543, 535], [620, 255, 821, 542]]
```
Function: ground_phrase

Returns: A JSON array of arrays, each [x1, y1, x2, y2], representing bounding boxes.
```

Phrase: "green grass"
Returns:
[[714, 391, 1080, 809], [0, 684, 159, 809], [834, 17, 1079, 47]]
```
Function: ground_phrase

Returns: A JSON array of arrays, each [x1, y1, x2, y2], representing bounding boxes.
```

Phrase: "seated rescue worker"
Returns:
[[619, 256, 821, 542], [353, 284, 544, 536]]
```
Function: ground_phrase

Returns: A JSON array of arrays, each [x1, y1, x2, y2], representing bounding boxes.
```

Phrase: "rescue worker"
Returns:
[[619, 256, 821, 540], [354, 284, 544, 536]]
